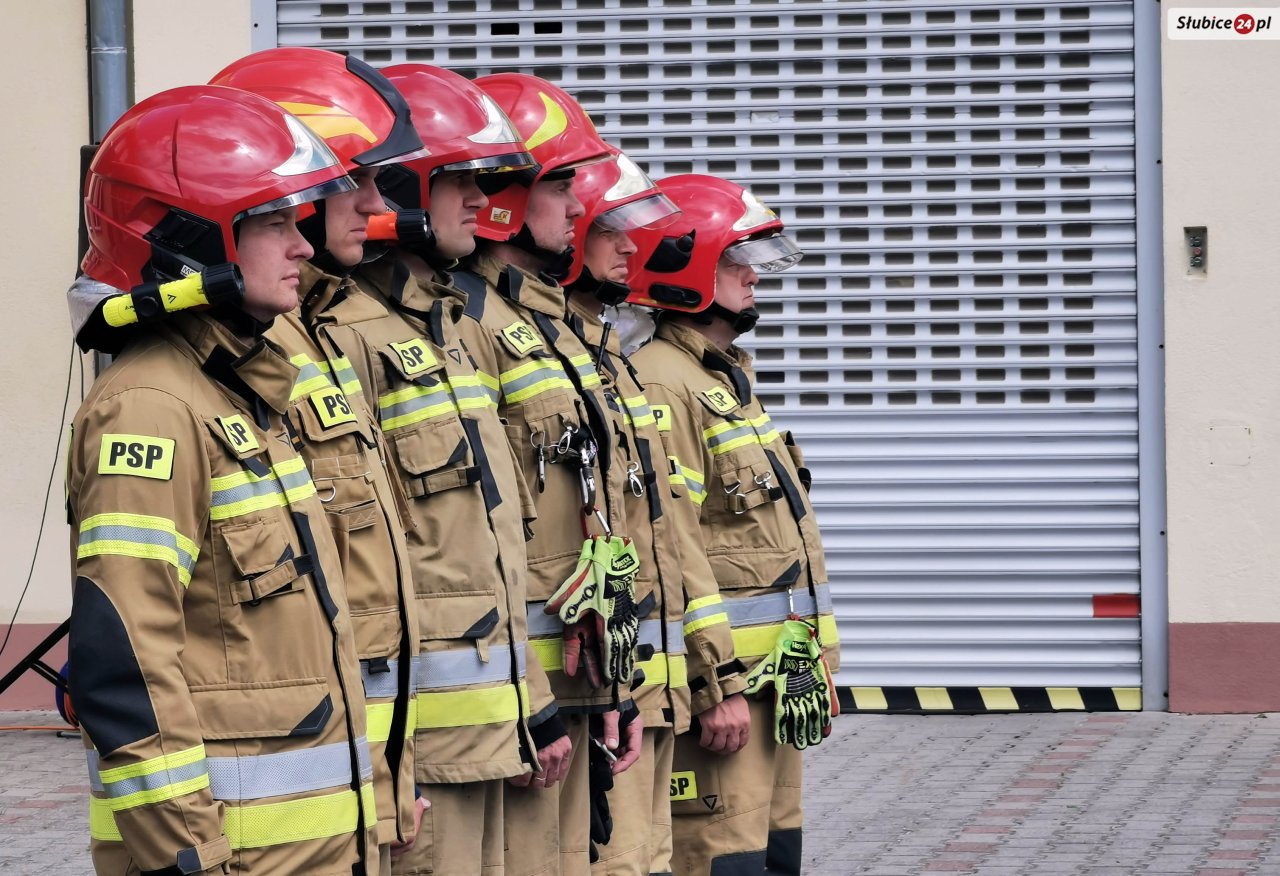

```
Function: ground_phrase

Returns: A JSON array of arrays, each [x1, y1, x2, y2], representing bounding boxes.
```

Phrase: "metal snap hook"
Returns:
[[627, 461, 644, 497]]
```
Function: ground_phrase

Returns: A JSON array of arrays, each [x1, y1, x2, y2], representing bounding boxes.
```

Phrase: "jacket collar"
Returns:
[[164, 312, 297, 414], [469, 250, 567, 319]]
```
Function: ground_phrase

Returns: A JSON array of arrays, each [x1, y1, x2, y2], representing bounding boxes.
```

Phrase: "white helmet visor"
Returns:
[[593, 193, 680, 233], [722, 233, 804, 272]]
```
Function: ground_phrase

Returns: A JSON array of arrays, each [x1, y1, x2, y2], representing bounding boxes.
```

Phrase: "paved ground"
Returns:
[[3, 710, 1280, 874]]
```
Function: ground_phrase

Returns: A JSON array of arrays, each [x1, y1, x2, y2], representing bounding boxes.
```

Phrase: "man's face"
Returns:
[[237, 207, 314, 321], [524, 176, 584, 254], [428, 169, 487, 260], [712, 255, 760, 315], [583, 226, 636, 284], [323, 166, 386, 266]]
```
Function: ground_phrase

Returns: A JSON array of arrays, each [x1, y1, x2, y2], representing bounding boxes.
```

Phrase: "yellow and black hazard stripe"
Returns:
[[836, 686, 1142, 714]]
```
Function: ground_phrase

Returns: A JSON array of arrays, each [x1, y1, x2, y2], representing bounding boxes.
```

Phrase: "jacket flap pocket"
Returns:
[[191, 681, 333, 739], [418, 592, 500, 641], [392, 417, 476, 498], [221, 521, 308, 604]]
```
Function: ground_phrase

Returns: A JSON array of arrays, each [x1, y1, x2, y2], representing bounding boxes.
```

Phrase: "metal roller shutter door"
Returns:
[[268, 0, 1149, 710]]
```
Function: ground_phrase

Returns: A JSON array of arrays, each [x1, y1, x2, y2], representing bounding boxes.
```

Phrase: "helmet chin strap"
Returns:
[[568, 266, 631, 307], [692, 302, 760, 334], [511, 223, 575, 282]]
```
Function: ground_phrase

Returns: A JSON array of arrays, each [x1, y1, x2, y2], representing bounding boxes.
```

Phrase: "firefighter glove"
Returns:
[[743, 617, 836, 750], [545, 535, 640, 687]]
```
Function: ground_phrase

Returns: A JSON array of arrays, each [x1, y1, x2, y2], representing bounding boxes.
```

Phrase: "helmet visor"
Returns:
[[240, 174, 358, 219], [593, 193, 681, 233], [722, 234, 804, 272], [438, 151, 537, 175]]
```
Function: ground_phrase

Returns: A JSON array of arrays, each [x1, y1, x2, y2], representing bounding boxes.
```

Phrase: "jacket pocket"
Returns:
[[390, 416, 477, 499], [418, 591, 500, 643], [711, 445, 783, 515], [190, 681, 334, 740], [215, 519, 331, 686]]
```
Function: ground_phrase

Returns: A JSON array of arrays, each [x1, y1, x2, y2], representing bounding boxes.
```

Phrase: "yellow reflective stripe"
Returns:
[[748, 414, 779, 446], [224, 784, 375, 849], [732, 614, 840, 659], [686, 594, 723, 614], [366, 702, 394, 744], [97, 744, 205, 783], [530, 637, 562, 673], [568, 354, 602, 389], [416, 682, 529, 729], [91, 784, 377, 848], [103, 774, 209, 811], [622, 395, 656, 428], [707, 431, 758, 455], [378, 384, 457, 432], [499, 358, 574, 404], [636, 654, 688, 689], [289, 354, 363, 401], [77, 513, 199, 588], [682, 464, 707, 506], [684, 611, 730, 637], [209, 457, 317, 521]]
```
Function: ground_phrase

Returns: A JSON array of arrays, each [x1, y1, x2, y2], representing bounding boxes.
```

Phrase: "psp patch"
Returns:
[[651, 403, 673, 433], [499, 321, 543, 356], [669, 770, 697, 801], [700, 386, 739, 414], [217, 415, 259, 454], [98, 434, 175, 481], [310, 387, 358, 429], [389, 338, 438, 377]]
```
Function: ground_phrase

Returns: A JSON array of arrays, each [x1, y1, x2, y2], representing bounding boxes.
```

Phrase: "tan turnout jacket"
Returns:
[[263, 260, 419, 846], [452, 251, 629, 714], [629, 320, 840, 676], [566, 297, 745, 730], [326, 256, 542, 783], [68, 312, 377, 875]]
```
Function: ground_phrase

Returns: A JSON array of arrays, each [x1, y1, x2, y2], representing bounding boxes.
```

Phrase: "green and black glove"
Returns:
[[743, 617, 837, 750], [545, 535, 640, 688]]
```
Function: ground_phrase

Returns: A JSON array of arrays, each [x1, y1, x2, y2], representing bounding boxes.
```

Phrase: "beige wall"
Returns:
[[0, 5, 89, 626], [0, 1, 251, 630], [132, 0, 253, 101], [1163, 10, 1280, 623]]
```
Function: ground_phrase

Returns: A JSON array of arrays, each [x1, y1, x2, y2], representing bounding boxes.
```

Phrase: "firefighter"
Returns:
[[210, 48, 426, 872], [626, 174, 841, 876], [561, 149, 749, 875], [65, 85, 377, 874], [450, 73, 644, 876], [313, 63, 554, 875]]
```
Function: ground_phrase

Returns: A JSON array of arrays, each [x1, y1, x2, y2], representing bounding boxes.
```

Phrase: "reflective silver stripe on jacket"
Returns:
[[683, 601, 727, 628], [86, 753, 207, 799], [723, 584, 834, 628], [88, 737, 373, 800], [529, 605, 683, 655], [361, 660, 402, 700], [527, 602, 562, 638], [638, 618, 687, 656], [413, 643, 527, 691]]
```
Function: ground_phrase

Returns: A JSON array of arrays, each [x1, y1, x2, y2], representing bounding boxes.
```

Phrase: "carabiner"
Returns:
[[627, 461, 644, 498]]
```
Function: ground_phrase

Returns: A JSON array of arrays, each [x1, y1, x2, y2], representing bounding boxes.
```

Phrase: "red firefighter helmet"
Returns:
[[626, 174, 803, 313], [81, 84, 354, 292], [210, 47, 425, 171], [472, 73, 612, 242], [562, 145, 680, 287], [374, 64, 534, 217]]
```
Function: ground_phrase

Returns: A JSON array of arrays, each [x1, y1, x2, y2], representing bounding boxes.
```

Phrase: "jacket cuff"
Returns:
[[529, 711, 569, 750]]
